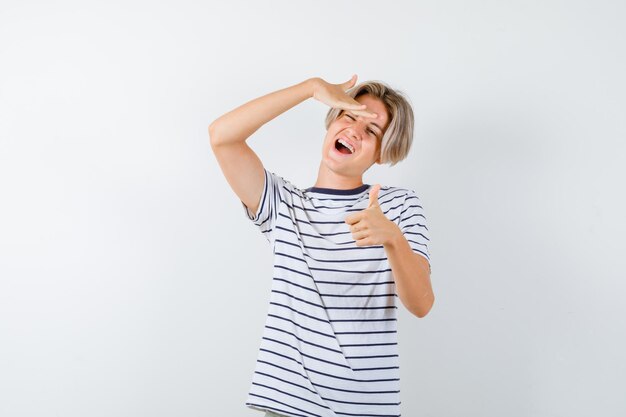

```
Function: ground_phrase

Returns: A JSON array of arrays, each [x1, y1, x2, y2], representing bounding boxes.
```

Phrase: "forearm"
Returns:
[[383, 225, 434, 318], [209, 77, 319, 146]]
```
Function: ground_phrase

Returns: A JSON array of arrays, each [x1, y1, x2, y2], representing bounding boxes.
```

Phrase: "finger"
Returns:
[[342, 101, 367, 110], [352, 230, 369, 240], [368, 184, 381, 208], [345, 212, 363, 225], [345, 104, 377, 118], [363, 110, 379, 118], [351, 109, 378, 118], [342, 74, 358, 90], [354, 237, 373, 247]]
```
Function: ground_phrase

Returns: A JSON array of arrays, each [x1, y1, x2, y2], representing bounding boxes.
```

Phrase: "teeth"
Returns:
[[338, 138, 354, 154]]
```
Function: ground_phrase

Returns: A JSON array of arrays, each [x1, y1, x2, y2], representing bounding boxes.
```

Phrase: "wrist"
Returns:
[[383, 222, 404, 249], [305, 77, 322, 99]]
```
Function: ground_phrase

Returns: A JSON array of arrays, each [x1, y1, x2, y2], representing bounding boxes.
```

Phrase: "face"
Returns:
[[320, 94, 390, 179]]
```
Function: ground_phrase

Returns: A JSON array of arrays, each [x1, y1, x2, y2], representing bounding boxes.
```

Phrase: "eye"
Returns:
[[343, 113, 379, 137]]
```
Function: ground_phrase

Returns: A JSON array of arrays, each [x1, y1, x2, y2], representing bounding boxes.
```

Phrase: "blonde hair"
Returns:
[[324, 80, 415, 166]]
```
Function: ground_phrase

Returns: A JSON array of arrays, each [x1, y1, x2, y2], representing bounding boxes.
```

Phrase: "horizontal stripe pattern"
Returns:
[[242, 169, 430, 417]]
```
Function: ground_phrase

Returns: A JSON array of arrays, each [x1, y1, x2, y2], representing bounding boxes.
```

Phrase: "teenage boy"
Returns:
[[209, 75, 434, 417]]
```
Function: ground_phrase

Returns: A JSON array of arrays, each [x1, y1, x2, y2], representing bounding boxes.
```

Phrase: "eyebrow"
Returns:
[[346, 111, 384, 134]]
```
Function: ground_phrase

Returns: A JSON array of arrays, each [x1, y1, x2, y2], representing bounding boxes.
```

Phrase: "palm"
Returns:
[[312, 75, 377, 118]]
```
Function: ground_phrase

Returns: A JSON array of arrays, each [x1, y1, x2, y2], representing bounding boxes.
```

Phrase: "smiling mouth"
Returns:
[[334, 138, 354, 155]]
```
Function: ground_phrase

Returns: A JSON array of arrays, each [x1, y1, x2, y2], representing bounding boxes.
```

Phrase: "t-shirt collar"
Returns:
[[305, 183, 370, 195]]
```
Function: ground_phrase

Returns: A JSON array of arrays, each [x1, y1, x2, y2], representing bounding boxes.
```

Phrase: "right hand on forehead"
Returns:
[[311, 75, 378, 119]]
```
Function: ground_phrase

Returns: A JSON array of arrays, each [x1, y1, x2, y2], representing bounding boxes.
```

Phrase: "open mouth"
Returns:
[[334, 138, 354, 155]]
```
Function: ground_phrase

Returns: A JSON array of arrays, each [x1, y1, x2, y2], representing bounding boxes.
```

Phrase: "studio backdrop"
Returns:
[[0, 1, 624, 416]]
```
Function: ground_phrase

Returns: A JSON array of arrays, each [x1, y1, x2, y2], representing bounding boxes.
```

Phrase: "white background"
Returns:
[[1, 1, 625, 416]]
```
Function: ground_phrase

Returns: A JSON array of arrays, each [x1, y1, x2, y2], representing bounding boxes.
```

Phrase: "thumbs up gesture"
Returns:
[[345, 184, 401, 247]]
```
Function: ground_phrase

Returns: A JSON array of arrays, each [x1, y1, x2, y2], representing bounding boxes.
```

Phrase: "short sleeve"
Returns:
[[241, 168, 286, 242], [398, 190, 431, 268]]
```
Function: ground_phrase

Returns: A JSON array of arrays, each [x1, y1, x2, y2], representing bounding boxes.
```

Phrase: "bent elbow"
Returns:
[[208, 122, 221, 146], [412, 294, 435, 318]]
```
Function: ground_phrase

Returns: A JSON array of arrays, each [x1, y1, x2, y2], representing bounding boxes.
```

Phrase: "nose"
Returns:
[[345, 120, 367, 141], [345, 127, 359, 141]]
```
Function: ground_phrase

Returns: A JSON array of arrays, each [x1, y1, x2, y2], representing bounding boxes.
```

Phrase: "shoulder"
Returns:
[[378, 185, 418, 203], [264, 169, 302, 198], [377, 185, 425, 224]]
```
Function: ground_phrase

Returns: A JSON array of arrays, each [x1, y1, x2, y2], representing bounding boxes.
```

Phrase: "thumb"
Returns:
[[342, 74, 358, 90], [368, 184, 381, 208]]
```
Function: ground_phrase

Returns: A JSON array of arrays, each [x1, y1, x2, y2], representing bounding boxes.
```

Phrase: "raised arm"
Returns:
[[208, 75, 376, 214], [209, 78, 316, 214]]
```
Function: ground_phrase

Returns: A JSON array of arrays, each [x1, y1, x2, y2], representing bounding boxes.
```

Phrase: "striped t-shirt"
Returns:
[[242, 168, 431, 417]]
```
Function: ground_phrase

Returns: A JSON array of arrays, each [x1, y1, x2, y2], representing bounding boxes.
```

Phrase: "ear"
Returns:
[[375, 149, 382, 164]]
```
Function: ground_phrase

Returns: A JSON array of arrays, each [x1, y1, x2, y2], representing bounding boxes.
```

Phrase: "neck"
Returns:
[[313, 162, 363, 190]]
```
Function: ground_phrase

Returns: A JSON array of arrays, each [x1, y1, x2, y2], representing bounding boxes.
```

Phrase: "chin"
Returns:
[[325, 160, 364, 179]]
